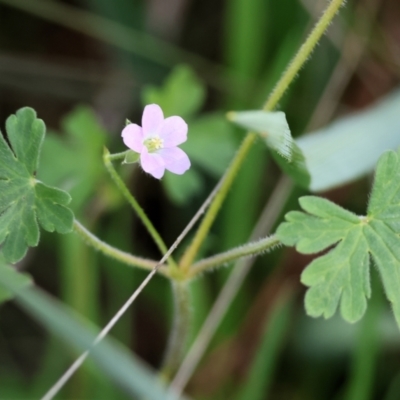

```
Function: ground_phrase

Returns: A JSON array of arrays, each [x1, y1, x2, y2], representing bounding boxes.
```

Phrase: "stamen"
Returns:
[[144, 136, 164, 153]]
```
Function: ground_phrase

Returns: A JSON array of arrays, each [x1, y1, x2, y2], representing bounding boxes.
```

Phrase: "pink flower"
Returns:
[[122, 104, 191, 179]]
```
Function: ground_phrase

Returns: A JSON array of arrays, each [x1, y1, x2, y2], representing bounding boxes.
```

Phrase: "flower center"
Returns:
[[143, 136, 164, 153]]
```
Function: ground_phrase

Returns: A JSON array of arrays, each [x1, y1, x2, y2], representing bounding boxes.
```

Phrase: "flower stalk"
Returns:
[[107, 150, 129, 162], [103, 148, 179, 272]]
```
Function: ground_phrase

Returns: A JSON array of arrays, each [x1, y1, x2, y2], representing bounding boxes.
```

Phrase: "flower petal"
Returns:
[[158, 116, 188, 147], [122, 124, 144, 153], [140, 148, 166, 179], [142, 104, 164, 136], [160, 147, 191, 175]]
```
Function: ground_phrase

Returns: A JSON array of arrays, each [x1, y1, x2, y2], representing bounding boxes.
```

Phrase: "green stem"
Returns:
[[103, 148, 178, 272], [179, 133, 256, 269], [179, 0, 346, 270], [190, 235, 280, 277], [160, 281, 192, 380], [73, 219, 169, 276], [108, 150, 129, 162], [263, 0, 347, 111]]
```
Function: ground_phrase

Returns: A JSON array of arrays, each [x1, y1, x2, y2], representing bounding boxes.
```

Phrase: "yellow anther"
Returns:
[[144, 136, 164, 152]]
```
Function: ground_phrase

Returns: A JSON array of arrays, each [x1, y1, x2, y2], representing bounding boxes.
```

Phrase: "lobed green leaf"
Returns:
[[277, 149, 400, 328], [301, 229, 370, 323], [278, 197, 358, 254], [0, 108, 74, 263]]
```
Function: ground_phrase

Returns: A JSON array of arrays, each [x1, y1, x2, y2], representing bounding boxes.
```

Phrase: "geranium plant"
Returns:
[[2, 0, 400, 399]]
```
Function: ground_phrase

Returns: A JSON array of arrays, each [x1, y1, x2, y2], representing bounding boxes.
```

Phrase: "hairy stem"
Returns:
[[179, 133, 256, 270], [179, 0, 346, 271], [73, 219, 169, 276], [161, 281, 192, 380], [264, 0, 347, 111], [107, 150, 129, 162], [103, 148, 178, 272], [170, 177, 294, 397], [190, 235, 280, 277]]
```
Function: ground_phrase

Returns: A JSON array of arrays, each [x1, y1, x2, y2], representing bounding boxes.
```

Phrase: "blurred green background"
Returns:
[[1, 0, 400, 399]]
